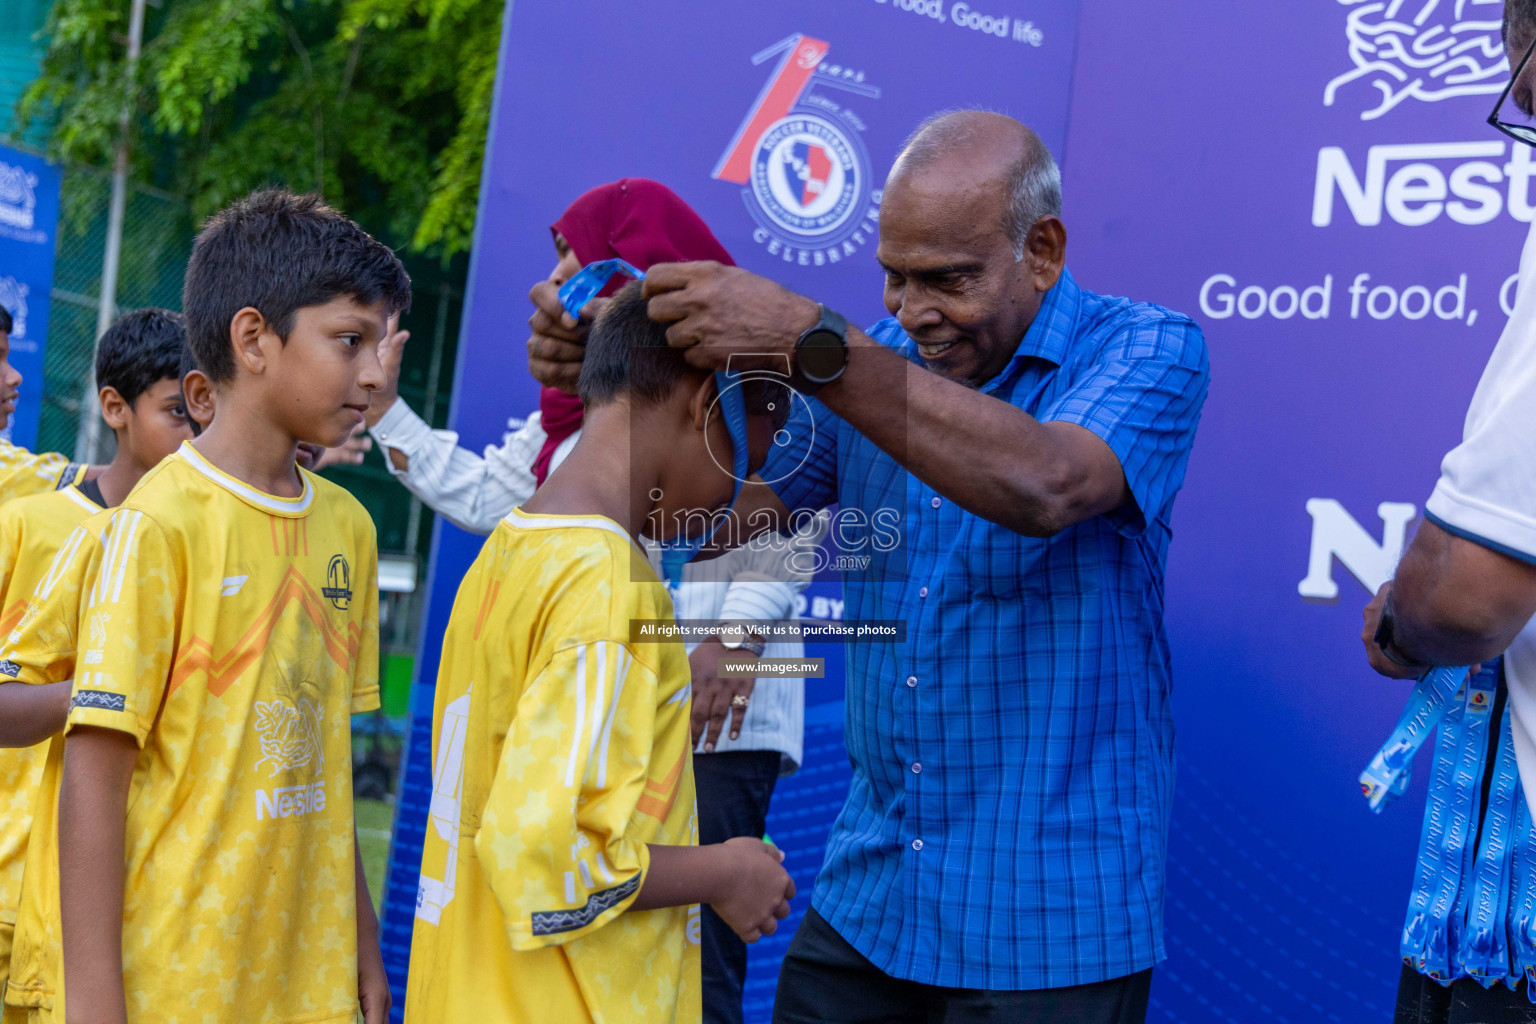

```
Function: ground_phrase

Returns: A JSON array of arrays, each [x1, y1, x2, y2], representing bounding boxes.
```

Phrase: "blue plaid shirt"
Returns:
[[765, 269, 1209, 989]]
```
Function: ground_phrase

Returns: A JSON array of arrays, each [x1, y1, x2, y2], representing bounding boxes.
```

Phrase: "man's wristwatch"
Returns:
[[791, 305, 849, 395], [717, 624, 767, 658], [1373, 597, 1421, 669]]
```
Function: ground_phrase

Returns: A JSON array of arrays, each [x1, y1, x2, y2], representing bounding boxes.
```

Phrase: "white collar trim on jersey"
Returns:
[[175, 442, 314, 516], [502, 507, 640, 548], [62, 485, 101, 514]]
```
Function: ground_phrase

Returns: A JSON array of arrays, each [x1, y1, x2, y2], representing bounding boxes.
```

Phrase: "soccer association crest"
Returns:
[[752, 114, 860, 240], [714, 34, 882, 267]]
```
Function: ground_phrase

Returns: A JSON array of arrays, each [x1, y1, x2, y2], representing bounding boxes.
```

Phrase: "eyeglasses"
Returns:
[[1489, 36, 1536, 148]]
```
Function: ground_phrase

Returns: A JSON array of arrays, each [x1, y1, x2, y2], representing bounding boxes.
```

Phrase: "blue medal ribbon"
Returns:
[[1393, 662, 1536, 991], [558, 258, 646, 319], [1445, 668, 1499, 981], [1460, 697, 1522, 988], [656, 372, 749, 584], [1362, 666, 1472, 813], [1506, 792, 1536, 1000], [1404, 677, 1475, 980]]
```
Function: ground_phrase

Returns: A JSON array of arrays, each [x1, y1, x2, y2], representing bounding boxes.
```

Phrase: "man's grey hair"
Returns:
[[894, 109, 1062, 261]]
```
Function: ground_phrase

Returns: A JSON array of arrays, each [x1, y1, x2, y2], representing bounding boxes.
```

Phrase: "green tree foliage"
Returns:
[[19, 0, 503, 255]]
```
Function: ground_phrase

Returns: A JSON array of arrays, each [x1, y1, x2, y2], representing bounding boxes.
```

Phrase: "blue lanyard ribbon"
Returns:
[[1402, 674, 1480, 979], [656, 372, 750, 584], [558, 258, 646, 319], [1445, 669, 1500, 982], [1362, 666, 1471, 813], [1460, 694, 1521, 988], [1390, 662, 1536, 991], [1507, 793, 1536, 1000]]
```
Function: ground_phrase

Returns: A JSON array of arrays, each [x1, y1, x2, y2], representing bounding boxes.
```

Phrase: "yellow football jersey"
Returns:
[[0, 484, 104, 986], [1, 442, 379, 1024], [0, 443, 83, 505], [405, 508, 701, 1024]]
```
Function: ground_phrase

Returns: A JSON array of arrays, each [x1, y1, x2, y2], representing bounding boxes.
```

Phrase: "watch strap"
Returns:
[[791, 305, 850, 394], [1374, 598, 1421, 668]]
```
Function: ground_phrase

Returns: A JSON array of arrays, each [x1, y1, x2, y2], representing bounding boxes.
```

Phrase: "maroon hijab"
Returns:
[[533, 178, 735, 485]]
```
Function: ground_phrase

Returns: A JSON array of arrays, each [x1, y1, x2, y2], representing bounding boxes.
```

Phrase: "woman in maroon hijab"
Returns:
[[362, 178, 734, 532], [533, 177, 735, 485], [364, 181, 806, 1024]]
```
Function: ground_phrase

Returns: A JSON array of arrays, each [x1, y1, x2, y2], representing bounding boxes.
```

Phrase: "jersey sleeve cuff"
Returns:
[[506, 843, 649, 951], [1426, 483, 1536, 567], [0, 657, 51, 686], [350, 686, 381, 714]]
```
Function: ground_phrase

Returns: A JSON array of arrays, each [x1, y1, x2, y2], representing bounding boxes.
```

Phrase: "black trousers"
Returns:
[[773, 907, 1153, 1024], [1395, 964, 1536, 1024], [695, 749, 783, 1024]]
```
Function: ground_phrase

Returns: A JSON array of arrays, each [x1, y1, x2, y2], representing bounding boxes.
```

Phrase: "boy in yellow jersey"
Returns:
[[0, 307, 88, 502], [404, 282, 796, 1024], [0, 308, 193, 995], [0, 188, 409, 1024]]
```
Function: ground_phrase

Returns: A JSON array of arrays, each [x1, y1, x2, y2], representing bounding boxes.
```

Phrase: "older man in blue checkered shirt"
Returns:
[[534, 110, 1209, 1024]]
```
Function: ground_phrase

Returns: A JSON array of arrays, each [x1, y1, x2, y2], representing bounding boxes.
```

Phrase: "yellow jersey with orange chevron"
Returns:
[[404, 507, 700, 1024], [0, 441, 84, 504], [0, 483, 103, 985], [1, 442, 379, 1024]]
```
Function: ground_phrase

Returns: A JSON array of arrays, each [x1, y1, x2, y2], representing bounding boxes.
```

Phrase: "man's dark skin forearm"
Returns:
[[642, 265, 1129, 539], [811, 322, 1129, 537], [1367, 519, 1536, 673]]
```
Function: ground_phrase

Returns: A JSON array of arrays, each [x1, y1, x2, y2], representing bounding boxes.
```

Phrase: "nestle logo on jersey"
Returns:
[[1313, 142, 1536, 227], [255, 781, 326, 820]]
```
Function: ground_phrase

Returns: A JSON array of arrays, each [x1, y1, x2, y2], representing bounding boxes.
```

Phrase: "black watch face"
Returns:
[[799, 331, 847, 382]]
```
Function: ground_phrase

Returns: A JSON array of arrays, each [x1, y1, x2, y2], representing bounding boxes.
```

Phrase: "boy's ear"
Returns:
[[229, 306, 272, 375], [181, 371, 216, 429], [98, 385, 130, 431], [687, 373, 719, 432]]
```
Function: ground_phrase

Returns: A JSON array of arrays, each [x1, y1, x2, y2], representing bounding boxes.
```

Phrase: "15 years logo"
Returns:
[[713, 34, 883, 268]]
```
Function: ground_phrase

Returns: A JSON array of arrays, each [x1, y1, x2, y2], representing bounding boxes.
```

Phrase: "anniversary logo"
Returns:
[[712, 33, 883, 268]]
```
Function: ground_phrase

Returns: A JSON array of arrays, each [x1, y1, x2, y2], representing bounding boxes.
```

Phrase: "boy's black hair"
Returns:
[[178, 341, 200, 382], [578, 282, 790, 428], [96, 308, 188, 407], [182, 188, 411, 382], [0, 304, 12, 335]]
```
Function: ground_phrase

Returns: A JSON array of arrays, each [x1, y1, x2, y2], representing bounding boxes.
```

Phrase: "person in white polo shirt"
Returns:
[[1360, 16, 1536, 1021], [1360, 182, 1536, 797]]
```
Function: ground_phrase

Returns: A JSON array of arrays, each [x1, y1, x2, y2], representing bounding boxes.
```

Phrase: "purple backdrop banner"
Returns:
[[383, 1, 1518, 1021], [381, 1, 1082, 1018], [1064, 1, 1523, 1020]]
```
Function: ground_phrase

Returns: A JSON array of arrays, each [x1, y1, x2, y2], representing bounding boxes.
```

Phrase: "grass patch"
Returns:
[[356, 797, 394, 915]]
